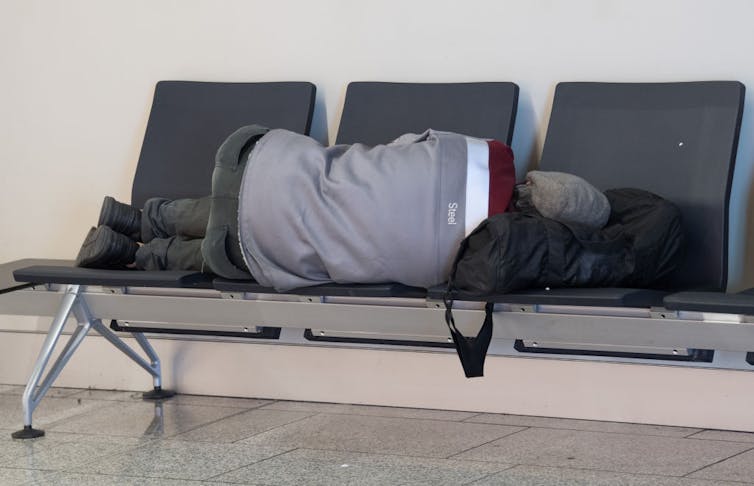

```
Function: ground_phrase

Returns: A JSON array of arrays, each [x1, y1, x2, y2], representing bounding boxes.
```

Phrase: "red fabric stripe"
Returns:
[[486, 140, 516, 216]]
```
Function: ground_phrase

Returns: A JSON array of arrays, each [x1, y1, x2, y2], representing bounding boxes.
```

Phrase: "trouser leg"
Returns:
[[134, 237, 204, 271], [141, 197, 211, 242], [201, 126, 268, 278]]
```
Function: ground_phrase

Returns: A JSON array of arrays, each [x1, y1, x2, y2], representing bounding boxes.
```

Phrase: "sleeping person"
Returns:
[[76, 125, 520, 291]]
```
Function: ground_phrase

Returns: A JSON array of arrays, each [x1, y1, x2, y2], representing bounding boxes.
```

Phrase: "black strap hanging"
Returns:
[[444, 296, 493, 378], [443, 233, 494, 378]]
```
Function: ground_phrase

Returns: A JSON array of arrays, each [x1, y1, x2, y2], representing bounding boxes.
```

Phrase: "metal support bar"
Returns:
[[30, 319, 91, 409], [12, 285, 85, 439], [74, 288, 161, 382], [89, 320, 159, 379], [89, 319, 173, 399], [19, 284, 80, 428], [132, 331, 162, 388]]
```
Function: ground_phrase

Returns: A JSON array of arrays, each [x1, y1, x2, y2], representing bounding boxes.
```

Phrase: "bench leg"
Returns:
[[132, 331, 175, 400], [12, 285, 83, 439], [89, 321, 174, 400], [12, 285, 173, 439]]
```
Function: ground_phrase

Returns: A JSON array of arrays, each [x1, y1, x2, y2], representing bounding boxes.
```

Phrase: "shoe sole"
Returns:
[[97, 196, 117, 228], [97, 196, 141, 240], [75, 226, 124, 268]]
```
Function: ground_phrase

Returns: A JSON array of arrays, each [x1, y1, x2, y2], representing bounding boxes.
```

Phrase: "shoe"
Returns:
[[75, 226, 138, 269], [98, 196, 141, 240]]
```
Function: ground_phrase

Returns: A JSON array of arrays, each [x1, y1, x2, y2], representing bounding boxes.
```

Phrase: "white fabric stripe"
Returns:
[[464, 137, 490, 236]]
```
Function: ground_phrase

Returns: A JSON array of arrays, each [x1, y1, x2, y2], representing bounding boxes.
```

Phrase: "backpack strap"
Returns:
[[443, 233, 494, 378]]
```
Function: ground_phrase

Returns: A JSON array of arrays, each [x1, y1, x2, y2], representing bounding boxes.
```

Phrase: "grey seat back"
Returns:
[[540, 82, 744, 291], [335, 82, 518, 145], [131, 81, 316, 208]]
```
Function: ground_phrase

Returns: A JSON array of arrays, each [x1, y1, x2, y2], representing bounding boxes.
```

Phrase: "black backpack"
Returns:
[[444, 188, 684, 378]]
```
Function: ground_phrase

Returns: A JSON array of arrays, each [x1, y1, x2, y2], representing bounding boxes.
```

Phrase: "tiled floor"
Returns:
[[1, 385, 753, 485]]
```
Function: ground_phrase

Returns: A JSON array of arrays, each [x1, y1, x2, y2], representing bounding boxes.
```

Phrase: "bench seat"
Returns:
[[664, 289, 754, 314], [212, 278, 426, 298], [13, 265, 212, 289], [430, 286, 669, 308]]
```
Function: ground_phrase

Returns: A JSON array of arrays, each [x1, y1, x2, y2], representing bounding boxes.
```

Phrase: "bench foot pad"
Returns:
[[142, 386, 175, 400], [11, 426, 45, 440]]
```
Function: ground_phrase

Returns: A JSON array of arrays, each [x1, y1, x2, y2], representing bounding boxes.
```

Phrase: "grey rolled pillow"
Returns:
[[526, 171, 611, 229]]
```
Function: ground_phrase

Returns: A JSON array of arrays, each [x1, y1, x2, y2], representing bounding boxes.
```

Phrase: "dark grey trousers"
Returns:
[[133, 197, 211, 272]]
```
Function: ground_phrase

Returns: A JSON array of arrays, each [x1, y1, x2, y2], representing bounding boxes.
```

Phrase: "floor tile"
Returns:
[[173, 408, 313, 443], [0, 434, 60, 463], [24, 471, 230, 485], [68, 439, 292, 480], [213, 448, 510, 485], [1, 434, 147, 471], [452, 427, 751, 476], [48, 400, 246, 438], [465, 414, 701, 437], [3, 386, 753, 485], [0, 467, 55, 485], [262, 400, 478, 421], [688, 429, 754, 443], [0, 394, 112, 431], [470, 465, 749, 485], [689, 447, 754, 483], [66, 389, 145, 402], [238, 413, 525, 458]]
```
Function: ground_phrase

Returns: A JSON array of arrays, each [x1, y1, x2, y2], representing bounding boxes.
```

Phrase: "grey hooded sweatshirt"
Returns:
[[236, 128, 514, 291]]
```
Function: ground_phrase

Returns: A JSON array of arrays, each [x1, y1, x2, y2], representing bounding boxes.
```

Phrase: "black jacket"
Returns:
[[451, 188, 684, 295]]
